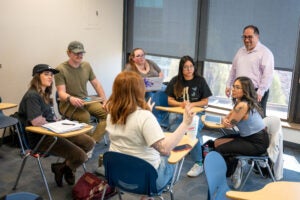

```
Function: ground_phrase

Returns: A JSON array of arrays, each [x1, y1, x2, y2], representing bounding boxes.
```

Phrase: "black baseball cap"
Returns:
[[32, 64, 59, 76]]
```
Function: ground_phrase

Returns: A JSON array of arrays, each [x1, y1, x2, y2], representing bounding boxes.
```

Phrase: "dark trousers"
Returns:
[[215, 129, 269, 177]]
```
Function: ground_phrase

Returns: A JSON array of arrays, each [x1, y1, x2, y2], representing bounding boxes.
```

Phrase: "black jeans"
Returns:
[[215, 129, 269, 177]]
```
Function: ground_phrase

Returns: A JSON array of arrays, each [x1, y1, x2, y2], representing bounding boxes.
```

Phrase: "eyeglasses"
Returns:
[[135, 54, 145, 58], [183, 65, 194, 70], [241, 35, 254, 40], [232, 85, 242, 90]]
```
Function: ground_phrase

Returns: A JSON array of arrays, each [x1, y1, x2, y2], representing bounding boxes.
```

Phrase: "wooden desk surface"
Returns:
[[26, 125, 93, 138], [155, 106, 204, 114], [166, 133, 198, 164], [226, 181, 300, 200], [201, 115, 225, 129], [83, 96, 103, 105], [0, 103, 17, 110]]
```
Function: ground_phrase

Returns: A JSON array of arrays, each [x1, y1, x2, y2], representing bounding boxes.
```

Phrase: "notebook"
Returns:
[[144, 77, 164, 92], [205, 115, 222, 124], [42, 119, 85, 133]]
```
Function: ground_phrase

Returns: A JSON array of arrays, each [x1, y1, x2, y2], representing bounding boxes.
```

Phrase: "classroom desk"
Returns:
[[201, 115, 228, 136], [14, 125, 93, 200], [226, 181, 300, 200], [155, 106, 204, 114], [0, 103, 17, 110], [166, 133, 198, 186], [201, 115, 224, 129], [25, 125, 93, 138]]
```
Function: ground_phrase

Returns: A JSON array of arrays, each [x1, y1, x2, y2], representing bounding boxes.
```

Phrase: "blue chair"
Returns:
[[0, 98, 26, 155], [151, 91, 169, 130], [204, 151, 230, 200], [103, 151, 174, 200], [1, 192, 42, 200], [235, 116, 280, 190]]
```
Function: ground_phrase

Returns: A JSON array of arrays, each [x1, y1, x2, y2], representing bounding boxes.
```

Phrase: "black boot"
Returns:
[[64, 165, 75, 185], [51, 162, 66, 187]]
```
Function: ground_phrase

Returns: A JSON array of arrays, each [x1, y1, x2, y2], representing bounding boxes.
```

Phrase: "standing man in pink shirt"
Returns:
[[225, 25, 274, 117]]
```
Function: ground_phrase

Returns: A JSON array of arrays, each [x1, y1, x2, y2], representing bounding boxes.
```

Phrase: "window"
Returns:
[[146, 55, 179, 82], [203, 61, 292, 119]]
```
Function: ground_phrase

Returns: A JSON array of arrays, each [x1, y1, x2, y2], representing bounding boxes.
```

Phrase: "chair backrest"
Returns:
[[263, 116, 284, 180], [204, 151, 230, 200], [55, 91, 63, 117], [151, 91, 169, 129], [103, 151, 160, 196], [9, 112, 30, 154]]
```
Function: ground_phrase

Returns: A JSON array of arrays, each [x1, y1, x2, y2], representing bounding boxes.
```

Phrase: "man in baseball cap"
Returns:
[[55, 41, 107, 144], [67, 41, 86, 54]]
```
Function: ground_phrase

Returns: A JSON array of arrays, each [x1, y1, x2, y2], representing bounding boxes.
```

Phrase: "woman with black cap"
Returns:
[[18, 64, 95, 187]]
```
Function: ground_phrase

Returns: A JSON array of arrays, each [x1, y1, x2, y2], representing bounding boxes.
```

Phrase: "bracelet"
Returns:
[[66, 95, 71, 102]]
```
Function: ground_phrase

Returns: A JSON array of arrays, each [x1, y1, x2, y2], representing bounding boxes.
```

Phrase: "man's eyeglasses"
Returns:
[[241, 35, 254, 40], [183, 65, 194, 70], [135, 54, 145, 58]]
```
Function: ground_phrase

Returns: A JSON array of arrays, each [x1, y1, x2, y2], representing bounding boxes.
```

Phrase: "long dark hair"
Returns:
[[29, 74, 53, 105], [233, 76, 263, 116], [173, 55, 200, 98], [106, 71, 150, 125]]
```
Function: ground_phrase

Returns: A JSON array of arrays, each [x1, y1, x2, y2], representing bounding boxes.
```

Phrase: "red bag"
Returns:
[[72, 172, 116, 200]]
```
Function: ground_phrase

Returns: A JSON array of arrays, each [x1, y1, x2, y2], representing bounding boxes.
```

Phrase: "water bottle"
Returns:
[[186, 115, 199, 140]]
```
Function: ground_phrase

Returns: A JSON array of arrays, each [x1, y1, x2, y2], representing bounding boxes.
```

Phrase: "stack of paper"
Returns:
[[42, 119, 84, 133]]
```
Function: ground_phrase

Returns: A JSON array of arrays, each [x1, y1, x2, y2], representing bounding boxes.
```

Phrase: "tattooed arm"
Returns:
[[151, 103, 195, 156], [223, 102, 248, 128]]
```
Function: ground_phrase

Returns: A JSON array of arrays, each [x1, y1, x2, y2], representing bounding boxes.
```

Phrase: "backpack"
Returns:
[[72, 172, 116, 200]]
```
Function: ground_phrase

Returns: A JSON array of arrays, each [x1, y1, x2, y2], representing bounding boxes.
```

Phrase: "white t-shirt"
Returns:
[[107, 108, 165, 169]]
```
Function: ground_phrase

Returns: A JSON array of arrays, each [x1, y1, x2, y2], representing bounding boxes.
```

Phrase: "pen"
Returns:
[[62, 123, 75, 125]]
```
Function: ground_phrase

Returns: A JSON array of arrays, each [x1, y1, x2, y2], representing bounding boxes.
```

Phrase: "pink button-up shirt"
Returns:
[[227, 42, 274, 96]]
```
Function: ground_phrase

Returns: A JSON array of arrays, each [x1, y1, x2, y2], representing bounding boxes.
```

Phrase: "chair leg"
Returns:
[[12, 154, 30, 190], [239, 159, 254, 190], [36, 156, 53, 200], [117, 188, 122, 200], [266, 163, 276, 182], [14, 124, 26, 156]]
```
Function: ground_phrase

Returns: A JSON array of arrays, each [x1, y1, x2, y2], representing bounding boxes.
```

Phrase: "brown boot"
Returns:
[[64, 165, 75, 185], [51, 163, 66, 187]]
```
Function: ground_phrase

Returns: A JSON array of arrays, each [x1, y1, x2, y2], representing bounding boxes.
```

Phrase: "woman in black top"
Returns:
[[19, 64, 95, 187]]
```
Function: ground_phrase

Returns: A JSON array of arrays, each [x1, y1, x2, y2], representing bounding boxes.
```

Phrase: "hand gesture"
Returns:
[[183, 103, 195, 126], [147, 97, 155, 111]]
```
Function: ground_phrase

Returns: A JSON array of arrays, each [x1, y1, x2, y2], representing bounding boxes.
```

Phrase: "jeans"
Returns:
[[156, 156, 175, 190], [169, 112, 204, 163]]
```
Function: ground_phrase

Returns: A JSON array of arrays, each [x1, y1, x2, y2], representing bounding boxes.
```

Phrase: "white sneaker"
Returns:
[[187, 163, 203, 177], [232, 160, 243, 189], [95, 165, 105, 176]]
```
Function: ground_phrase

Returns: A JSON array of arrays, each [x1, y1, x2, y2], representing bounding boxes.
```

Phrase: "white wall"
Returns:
[[0, 0, 123, 116]]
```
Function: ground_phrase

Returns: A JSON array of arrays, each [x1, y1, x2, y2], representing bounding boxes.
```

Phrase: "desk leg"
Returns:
[[170, 157, 185, 186]]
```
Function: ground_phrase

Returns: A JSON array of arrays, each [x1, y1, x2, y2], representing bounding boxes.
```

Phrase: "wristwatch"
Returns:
[[66, 95, 71, 102]]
